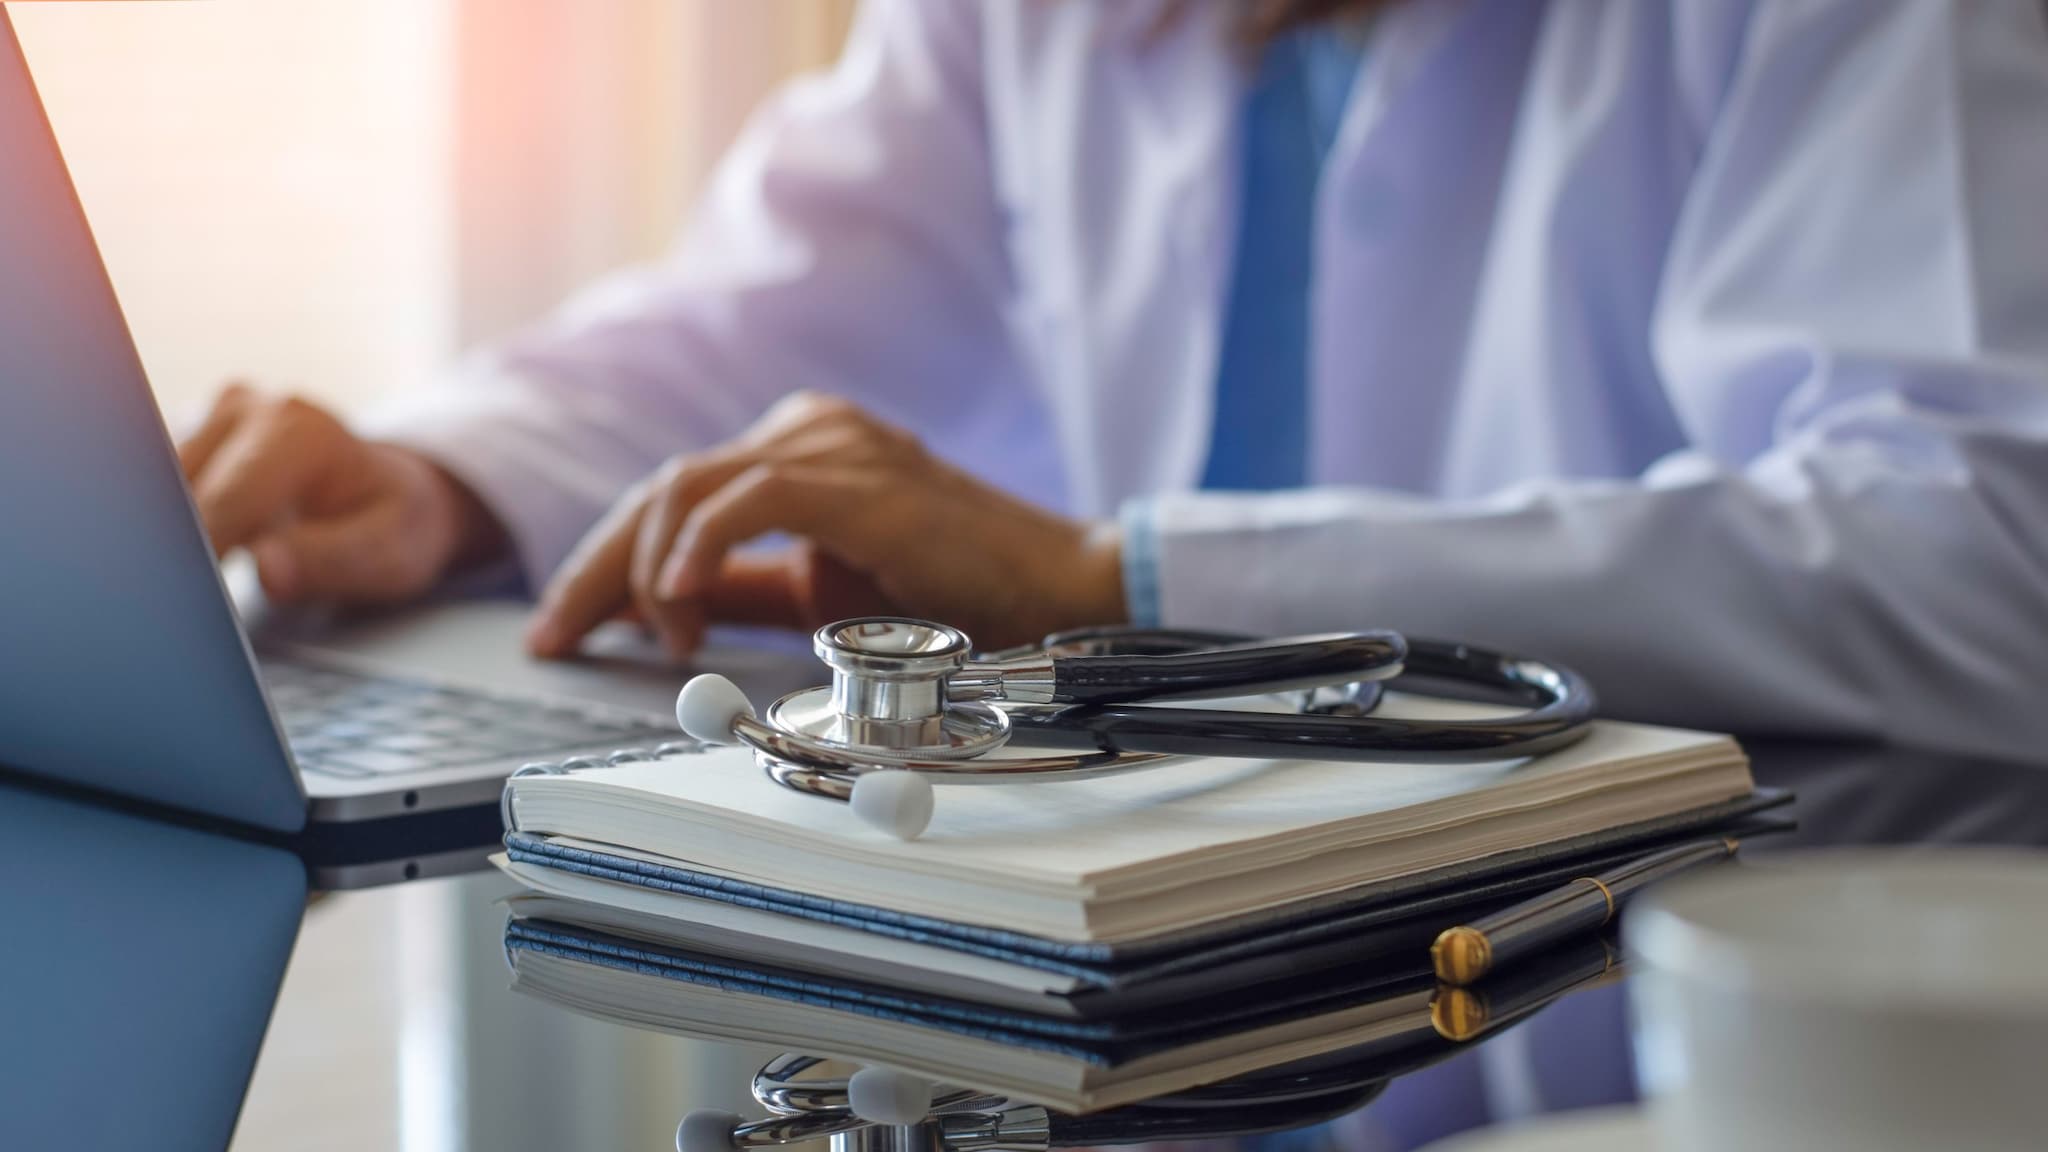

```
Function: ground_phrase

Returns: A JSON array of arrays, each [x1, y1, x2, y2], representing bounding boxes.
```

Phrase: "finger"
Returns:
[[630, 445, 763, 656], [527, 490, 646, 659], [177, 382, 253, 481], [791, 545, 895, 624], [190, 398, 349, 554], [697, 546, 892, 629], [660, 464, 867, 611], [249, 500, 420, 605], [696, 552, 810, 628]]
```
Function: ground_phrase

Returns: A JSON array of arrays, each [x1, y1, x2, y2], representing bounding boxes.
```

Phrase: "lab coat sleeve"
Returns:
[[1143, 0, 2048, 759], [362, 0, 1047, 589]]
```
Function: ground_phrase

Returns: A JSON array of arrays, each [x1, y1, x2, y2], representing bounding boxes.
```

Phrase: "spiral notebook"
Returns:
[[499, 698, 1757, 946]]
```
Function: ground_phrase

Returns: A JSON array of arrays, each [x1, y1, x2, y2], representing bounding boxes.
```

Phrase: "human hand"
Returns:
[[178, 385, 505, 604], [527, 391, 1126, 659]]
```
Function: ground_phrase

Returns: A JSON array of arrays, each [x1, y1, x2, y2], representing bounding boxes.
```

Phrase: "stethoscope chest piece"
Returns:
[[766, 619, 1010, 762]]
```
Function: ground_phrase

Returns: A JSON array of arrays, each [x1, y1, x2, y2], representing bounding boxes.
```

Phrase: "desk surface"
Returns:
[[8, 739, 2047, 1152]]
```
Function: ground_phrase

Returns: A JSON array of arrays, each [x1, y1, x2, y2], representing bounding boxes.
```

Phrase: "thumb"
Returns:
[[251, 504, 419, 605]]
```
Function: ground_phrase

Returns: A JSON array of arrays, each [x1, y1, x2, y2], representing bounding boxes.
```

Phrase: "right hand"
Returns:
[[177, 385, 504, 605]]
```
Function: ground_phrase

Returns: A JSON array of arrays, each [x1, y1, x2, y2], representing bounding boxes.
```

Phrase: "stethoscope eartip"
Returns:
[[846, 1066, 936, 1126], [675, 674, 755, 745], [676, 1108, 743, 1152], [849, 770, 935, 840]]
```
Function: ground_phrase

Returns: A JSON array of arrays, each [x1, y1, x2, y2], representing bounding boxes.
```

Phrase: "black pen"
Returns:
[[1431, 836, 1740, 986], [1431, 933, 1623, 1042]]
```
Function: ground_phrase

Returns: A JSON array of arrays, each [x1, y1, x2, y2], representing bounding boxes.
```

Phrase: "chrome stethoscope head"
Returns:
[[677, 617, 1595, 842], [677, 616, 1182, 838], [769, 618, 1015, 761]]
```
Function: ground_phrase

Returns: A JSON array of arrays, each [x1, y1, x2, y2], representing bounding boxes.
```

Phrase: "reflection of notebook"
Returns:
[[500, 914, 1627, 1112], [504, 916, 1443, 1112], [500, 709, 1757, 945]]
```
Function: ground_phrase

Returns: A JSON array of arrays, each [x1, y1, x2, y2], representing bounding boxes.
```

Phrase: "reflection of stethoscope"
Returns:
[[678, 1052, 1397, 1152], [671, 937, 1623, 1152], [677, 618, 1596, 839]]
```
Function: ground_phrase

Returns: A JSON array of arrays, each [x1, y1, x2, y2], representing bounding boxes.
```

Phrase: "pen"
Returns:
[[1430, 835, 1740, 986], [1431, 933, 1623, 1042]]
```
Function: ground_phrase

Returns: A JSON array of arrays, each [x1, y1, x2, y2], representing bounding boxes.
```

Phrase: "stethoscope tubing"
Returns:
[[731, 633, 1593, 783], [995, 631, 1597, 766], [1045, 630, 1406, 704], [1002, 637, 1595, 763]]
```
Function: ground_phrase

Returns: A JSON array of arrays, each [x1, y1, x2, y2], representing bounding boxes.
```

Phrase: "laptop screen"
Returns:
[[0, 8, 307, 832]]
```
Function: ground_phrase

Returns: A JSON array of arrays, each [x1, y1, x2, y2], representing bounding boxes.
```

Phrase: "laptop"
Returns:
[[0, 9, 763, 835]]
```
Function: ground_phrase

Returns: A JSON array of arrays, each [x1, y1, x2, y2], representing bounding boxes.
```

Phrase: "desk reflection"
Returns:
[[0, 779, 304, 1152], [14, 737, 2048, 1152]]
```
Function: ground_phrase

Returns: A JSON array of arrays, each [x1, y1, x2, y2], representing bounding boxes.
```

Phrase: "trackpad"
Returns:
[[262, 597, 818, 719]]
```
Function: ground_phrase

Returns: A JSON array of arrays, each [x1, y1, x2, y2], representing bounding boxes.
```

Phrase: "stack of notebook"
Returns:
[[495, 702, 1781, 1107]]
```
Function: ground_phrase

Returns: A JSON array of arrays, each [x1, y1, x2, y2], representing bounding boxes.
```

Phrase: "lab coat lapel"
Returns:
[[1049, 0, 1242, 507], [1329, 0, 1477, 163], [1310, 0, 1534, 491]]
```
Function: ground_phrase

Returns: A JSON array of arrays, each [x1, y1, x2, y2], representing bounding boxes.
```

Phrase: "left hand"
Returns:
[[525, 391, 1127, 659]]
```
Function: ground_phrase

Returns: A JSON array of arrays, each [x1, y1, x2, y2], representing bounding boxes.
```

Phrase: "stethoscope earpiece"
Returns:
[[849, 770, 935, 840], [675, 673, 754, 745], [845, 1066, 936, 1126], [672, 619, 1596, 839], [676, 1109, 744, 1152]]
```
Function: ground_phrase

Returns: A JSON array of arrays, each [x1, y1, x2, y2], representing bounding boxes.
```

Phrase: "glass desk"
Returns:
[[7, 739, 2047, 1152]]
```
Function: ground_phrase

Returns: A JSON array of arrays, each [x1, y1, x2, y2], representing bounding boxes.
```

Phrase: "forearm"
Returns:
[[1133, 445, 2048, 759]]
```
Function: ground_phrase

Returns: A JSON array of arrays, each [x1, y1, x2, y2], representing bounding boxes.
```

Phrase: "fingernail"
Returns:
[[254, 539, 298, 600]]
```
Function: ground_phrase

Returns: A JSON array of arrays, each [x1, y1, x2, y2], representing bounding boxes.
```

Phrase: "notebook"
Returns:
[[499, 703, 1755, 945], [493, 796, 1789, 1017]]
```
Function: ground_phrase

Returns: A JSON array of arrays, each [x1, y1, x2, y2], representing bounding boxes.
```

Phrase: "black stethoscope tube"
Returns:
[[1004, 634, 1596, 763], [1049, 630, 1406, 704]]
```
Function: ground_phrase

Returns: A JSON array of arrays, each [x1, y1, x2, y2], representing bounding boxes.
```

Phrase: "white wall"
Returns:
[[13, 0, 458, 426], [16, 0, 854, 428]]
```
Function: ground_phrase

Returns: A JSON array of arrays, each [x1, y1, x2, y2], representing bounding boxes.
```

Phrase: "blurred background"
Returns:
[[15, 0, 854, 420], [14, 3, 853, 1148]]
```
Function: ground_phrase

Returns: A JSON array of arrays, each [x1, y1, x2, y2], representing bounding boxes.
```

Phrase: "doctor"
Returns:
[[179, 0, 2048, 760]]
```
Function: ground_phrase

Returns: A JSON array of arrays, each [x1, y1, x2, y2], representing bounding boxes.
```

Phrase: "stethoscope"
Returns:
[[671, 935, 1623, 1152], [677, 1051, 1398, 1152], [675, 617, 1596, 840]]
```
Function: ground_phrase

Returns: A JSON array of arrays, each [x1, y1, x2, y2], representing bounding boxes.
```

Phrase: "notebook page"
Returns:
[[524, 716, 1740, 889]]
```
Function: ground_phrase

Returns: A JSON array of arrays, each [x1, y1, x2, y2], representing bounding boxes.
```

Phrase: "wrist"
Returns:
[[1062, 520, 1128, 629], [380, 443, 510, 580]]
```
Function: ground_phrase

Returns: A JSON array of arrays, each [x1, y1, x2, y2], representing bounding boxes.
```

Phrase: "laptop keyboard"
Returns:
[[261, 657, 687, 780]]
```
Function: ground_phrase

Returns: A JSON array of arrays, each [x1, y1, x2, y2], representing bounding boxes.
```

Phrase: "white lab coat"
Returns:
[[375, 0, 2048, 760]]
